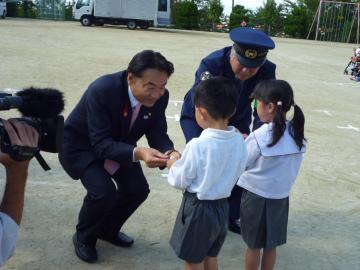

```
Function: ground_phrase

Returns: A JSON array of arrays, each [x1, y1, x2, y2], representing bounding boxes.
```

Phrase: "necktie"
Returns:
[[104, 103, 141, 175], [129, 103, 141, 131]]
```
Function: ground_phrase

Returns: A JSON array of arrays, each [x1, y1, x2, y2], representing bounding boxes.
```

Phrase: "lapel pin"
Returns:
[[123, 105, 129, 117]]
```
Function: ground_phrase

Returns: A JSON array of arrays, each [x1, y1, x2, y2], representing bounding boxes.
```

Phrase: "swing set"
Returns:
[[307, 0, 360, 44]]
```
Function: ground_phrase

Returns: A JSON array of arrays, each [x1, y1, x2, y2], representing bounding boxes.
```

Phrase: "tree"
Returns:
[[208, 0, 223, 31], [172, 1, 199, 30], [254, 0, 284, 35], [229, 5, 251, 30], [284, 4, 309, 38], [282, 0, 318, 38]]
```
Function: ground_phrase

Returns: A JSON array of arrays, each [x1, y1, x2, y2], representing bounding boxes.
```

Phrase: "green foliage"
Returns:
[[284, 4, 309, 38], [190, 0, 223, 31], [208, 0, 223, 25], [6, 0, 73, 20], [254, 0, 284, 35], [7, 1, 37, 18], [172, 1, 199, 30], [198, 7, 212, 31], [64, 3, 74, 21], [229, 5, 251, 30]]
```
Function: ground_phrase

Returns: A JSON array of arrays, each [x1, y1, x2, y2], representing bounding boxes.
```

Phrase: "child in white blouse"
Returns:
[[166, 77, 248, 270], [237, 79, 306, 270]]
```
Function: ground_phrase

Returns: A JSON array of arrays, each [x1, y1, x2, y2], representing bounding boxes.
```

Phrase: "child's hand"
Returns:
[[166, 158, 176, 169], [166, 152, 181, 169]]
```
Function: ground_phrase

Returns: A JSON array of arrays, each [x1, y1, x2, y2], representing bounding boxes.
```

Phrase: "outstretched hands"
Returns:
[[134, 147, 169, 168], [134, 147, 181, 169]]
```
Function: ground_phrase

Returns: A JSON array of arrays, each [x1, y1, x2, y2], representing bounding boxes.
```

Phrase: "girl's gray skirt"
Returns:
[[240, 189, 289, 249]]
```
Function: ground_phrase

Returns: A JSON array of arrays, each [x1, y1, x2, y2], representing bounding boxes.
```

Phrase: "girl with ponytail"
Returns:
[[237, 80, 306, 270]]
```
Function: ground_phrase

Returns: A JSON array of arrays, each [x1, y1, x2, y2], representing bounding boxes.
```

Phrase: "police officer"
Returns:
[[180, 27, 276, 234]]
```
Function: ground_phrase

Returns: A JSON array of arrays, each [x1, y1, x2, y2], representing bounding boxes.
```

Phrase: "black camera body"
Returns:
[[0, 115, 64, 161], [0, 88, 64, 167]]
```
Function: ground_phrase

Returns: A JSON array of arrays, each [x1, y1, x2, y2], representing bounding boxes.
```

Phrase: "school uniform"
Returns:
[[168, 127, 247, 263], [237, 122, 306, 249]]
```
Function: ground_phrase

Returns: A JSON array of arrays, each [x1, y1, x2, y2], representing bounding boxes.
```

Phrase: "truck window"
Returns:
[[76, 0, 90, 9], [158, 0, 167, 12]]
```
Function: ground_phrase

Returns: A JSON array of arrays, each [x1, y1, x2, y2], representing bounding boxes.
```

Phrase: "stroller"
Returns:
[[344, 56, 360, 75], [344, 47, 360, 75]]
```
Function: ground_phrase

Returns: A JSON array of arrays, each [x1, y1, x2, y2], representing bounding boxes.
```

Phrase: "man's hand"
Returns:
[[168, 151, 181, 160], [134, 147, 168, 168]]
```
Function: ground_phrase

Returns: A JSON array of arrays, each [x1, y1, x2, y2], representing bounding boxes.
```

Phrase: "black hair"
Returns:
[[251, 79, 306, 150], [127, 50, 174, 77], [193, 76, 239, 120]]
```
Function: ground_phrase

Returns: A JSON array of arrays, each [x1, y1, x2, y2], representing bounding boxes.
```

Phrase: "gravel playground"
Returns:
[[0, 18, 359, 270]]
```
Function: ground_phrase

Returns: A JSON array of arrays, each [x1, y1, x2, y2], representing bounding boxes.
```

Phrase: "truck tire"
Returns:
[[80, 16, 92, 27], [140, 22, 149, 29], [127, 21, 137, 30]]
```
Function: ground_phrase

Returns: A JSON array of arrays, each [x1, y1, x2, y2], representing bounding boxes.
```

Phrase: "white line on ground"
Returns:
[[169, 100, 183, 107], [313, 109, 333, 116], [166, 114, 180, 121], [337, 124, 360, 132]]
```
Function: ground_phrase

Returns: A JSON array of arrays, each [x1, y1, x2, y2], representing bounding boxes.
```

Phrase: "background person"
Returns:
[[180, 27, 276, 234], [0, 120, 39, 266]]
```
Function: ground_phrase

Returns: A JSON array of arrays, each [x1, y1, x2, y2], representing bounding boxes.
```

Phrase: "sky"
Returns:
[[221, 0, 285, 14]]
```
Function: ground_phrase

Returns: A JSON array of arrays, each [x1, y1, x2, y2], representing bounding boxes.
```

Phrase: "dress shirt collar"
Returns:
[[128, 86, 140, 108], [201, 126, 238, 139]]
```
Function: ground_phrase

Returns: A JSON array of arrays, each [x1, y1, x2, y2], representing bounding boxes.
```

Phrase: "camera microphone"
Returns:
[[16, 87, 64, 118], [0, 87, 65, 169]]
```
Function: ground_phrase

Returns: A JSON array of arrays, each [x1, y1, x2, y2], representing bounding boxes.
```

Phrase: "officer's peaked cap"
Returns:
[[230, 27, 275, 68]]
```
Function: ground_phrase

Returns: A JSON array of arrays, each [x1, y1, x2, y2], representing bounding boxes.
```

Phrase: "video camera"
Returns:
[[0, 87, 64, 170]]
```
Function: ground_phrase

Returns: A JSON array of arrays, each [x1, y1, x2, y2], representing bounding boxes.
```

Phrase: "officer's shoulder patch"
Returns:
[[200, 71, 213, 81]]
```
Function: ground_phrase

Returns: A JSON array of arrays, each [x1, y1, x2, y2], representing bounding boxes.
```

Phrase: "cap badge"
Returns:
[[245, 49, 258, 59]]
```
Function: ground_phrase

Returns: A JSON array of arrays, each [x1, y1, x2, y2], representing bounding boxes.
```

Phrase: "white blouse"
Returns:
[[237, 122, 306, 199]]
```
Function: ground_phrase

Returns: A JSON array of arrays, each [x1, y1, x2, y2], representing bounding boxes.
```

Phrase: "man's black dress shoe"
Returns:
[[72, 233, 98, 263], [99, 232, 134, 247], [228, 219, 242, 234]]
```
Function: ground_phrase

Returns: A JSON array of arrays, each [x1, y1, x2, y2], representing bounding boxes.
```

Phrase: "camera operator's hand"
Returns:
[[0, 119, 39, 164], [0, 119, 39, 225]]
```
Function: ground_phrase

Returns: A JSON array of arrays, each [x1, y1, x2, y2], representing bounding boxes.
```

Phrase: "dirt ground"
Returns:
[[0, 18, 359, 270]]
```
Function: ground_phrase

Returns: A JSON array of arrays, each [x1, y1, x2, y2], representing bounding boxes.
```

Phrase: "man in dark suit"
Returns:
[[59, 50, 180, 263], [180, 27, 276, 235]]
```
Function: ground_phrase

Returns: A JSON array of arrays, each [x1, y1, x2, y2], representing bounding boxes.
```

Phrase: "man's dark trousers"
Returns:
[[76, 161, 149, 246]]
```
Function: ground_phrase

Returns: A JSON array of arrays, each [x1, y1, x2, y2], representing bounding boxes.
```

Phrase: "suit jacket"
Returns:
[[59, 71, 174, 180], [180, 46, 276, 143]]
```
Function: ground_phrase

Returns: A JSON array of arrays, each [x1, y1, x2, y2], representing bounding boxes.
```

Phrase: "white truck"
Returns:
[[73, 0, 171, 29], [0, 0, 6, 19]]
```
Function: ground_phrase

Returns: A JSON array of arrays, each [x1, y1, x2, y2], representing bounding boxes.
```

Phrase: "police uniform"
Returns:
[[180, 27, 276, 234]]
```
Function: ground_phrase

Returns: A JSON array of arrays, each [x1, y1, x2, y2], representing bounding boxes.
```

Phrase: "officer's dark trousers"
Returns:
[[228, 185, 243, 221], [76, 161, 149, 246]]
